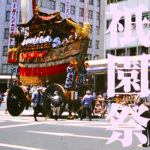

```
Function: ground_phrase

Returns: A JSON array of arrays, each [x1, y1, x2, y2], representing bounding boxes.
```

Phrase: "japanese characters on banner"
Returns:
[[65, 0, 71, 18], [9, 0, 20, 48], [83, 0, 89, 24], [106, 3, 150, 147], [107, 54, 148, 97], [106, 4, 150, 48]]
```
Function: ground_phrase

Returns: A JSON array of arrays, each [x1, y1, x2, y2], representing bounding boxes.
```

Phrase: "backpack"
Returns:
[[51, 95, 63, 107]]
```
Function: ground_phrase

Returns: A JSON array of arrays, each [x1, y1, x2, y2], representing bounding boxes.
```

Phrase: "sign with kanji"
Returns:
[[106, 4, 150, 48], [65, 0, 71, 18], [107, 54, 148, 97], [8, 0, 20, 48]]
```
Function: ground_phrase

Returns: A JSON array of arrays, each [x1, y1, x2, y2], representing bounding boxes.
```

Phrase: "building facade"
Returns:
[[103, 0, 150, 58]]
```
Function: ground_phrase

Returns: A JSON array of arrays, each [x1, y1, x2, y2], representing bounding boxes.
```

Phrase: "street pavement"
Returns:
[[0, 104, 149, 150]]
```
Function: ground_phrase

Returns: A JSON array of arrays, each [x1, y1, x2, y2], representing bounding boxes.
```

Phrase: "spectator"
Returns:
[[0, 91, 4, 108], [3, 89, 10, 114]]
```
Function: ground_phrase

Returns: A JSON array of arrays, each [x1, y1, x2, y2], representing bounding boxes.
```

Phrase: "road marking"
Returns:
[[0, 122, 47, 129], [28, 130, 109, 140], [0, 143, 46, 150]]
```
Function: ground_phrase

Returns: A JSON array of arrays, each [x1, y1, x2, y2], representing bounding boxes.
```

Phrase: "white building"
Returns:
[[0, 0, 101, 91], [102, 0, 150, 59]]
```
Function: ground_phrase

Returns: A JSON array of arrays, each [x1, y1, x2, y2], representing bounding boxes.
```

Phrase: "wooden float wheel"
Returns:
[[7, 86, 26, 116]]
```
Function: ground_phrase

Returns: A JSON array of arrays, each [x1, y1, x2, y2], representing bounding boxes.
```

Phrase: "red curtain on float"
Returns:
[[19, 63, 68, 77]]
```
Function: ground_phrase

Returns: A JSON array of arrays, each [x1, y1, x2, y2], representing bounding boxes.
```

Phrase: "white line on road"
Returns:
[[0, 122, 46, 129], [0, 143, 47, 150], [28, 130, 110, 140]]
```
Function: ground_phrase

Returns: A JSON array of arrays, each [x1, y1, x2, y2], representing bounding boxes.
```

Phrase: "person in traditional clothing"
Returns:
[[52, 37, 62, 48], [44, 35, 52, 43], [65, 60, 78, 90], [77, 62, 88, 88]]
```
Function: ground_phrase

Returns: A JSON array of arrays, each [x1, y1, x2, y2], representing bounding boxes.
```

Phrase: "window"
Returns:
[[93, 55, 99, 60], [7, 0, 11, 4], [3, 46, 8, 56], [71, 6, 75, 15], [89, 10, 93, 19], [80, 0, 84, 2], [106, 19, 112, 29], [96, 12, 99, 21], [96, 26, 100, 35], [88, 40, 92, 48], [127, 47, 137, 56], [97, 0, 100, 7], [40, 0, 56, 10], [96, 40, 99, 49], [6, 11, 10, 22], [138, 46, 148, 55], [90, 25, 93, 33], [106, 50, 115, 58], [86, 54, 92, 60], [116, 49, 125, 56], [49, 0, 55, 10], [89, 0, 93, 5], [2, 64, 13, 74], [60, 3, 65, 12], [118, 18, 124, 32], [4, 28, 9, 39], [79, 8, 83, 17]]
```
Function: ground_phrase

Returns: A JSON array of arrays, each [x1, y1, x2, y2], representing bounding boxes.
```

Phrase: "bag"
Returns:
[[51, 96, 62, 107]]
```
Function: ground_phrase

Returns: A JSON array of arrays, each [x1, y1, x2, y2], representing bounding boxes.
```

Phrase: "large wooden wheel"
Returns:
[[7, 86, 26, 116], [43, 84, 67, 117]]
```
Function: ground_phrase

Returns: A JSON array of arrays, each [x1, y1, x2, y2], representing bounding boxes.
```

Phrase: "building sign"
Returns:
[[107, 54, 148, 97], [9, 0, 20, 48], [106, 4, 150, 48], [65, 0, 71, 18]]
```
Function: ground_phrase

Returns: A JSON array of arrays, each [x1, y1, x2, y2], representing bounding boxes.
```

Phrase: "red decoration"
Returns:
[[19, 63, 68, 77]]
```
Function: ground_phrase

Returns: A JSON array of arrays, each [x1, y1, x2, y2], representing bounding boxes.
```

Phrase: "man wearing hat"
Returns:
[[31, 87, 43, 121], [80, 90, 95, 121]]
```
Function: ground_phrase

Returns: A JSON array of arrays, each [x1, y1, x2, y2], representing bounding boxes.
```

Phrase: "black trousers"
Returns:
[[142, 129, 150, 145], [81, 107, 92, 120], [33, 104, 44, 121]]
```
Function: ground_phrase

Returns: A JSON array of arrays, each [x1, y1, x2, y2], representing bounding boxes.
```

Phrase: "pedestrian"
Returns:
[[0, 91, 4, 108], [80, 90, 94, 121], [51, 91, 63, 120], [3, 89, 10, 114], [31, 87, 44, 121]]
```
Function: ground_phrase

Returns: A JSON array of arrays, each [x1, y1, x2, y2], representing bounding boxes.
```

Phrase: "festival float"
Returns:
[[7, 7, 90, 116]]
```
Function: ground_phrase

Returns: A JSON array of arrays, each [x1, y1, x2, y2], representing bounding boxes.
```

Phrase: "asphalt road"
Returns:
[[0, 104, 148, 150]]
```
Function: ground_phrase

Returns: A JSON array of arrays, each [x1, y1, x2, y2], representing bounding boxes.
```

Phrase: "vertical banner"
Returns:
[[8, 0, 20, 48], [32, 0, 37, 15], [84, 0, 89, 24], [65, 0, 71, 18], [21, 0, 33, 24]]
